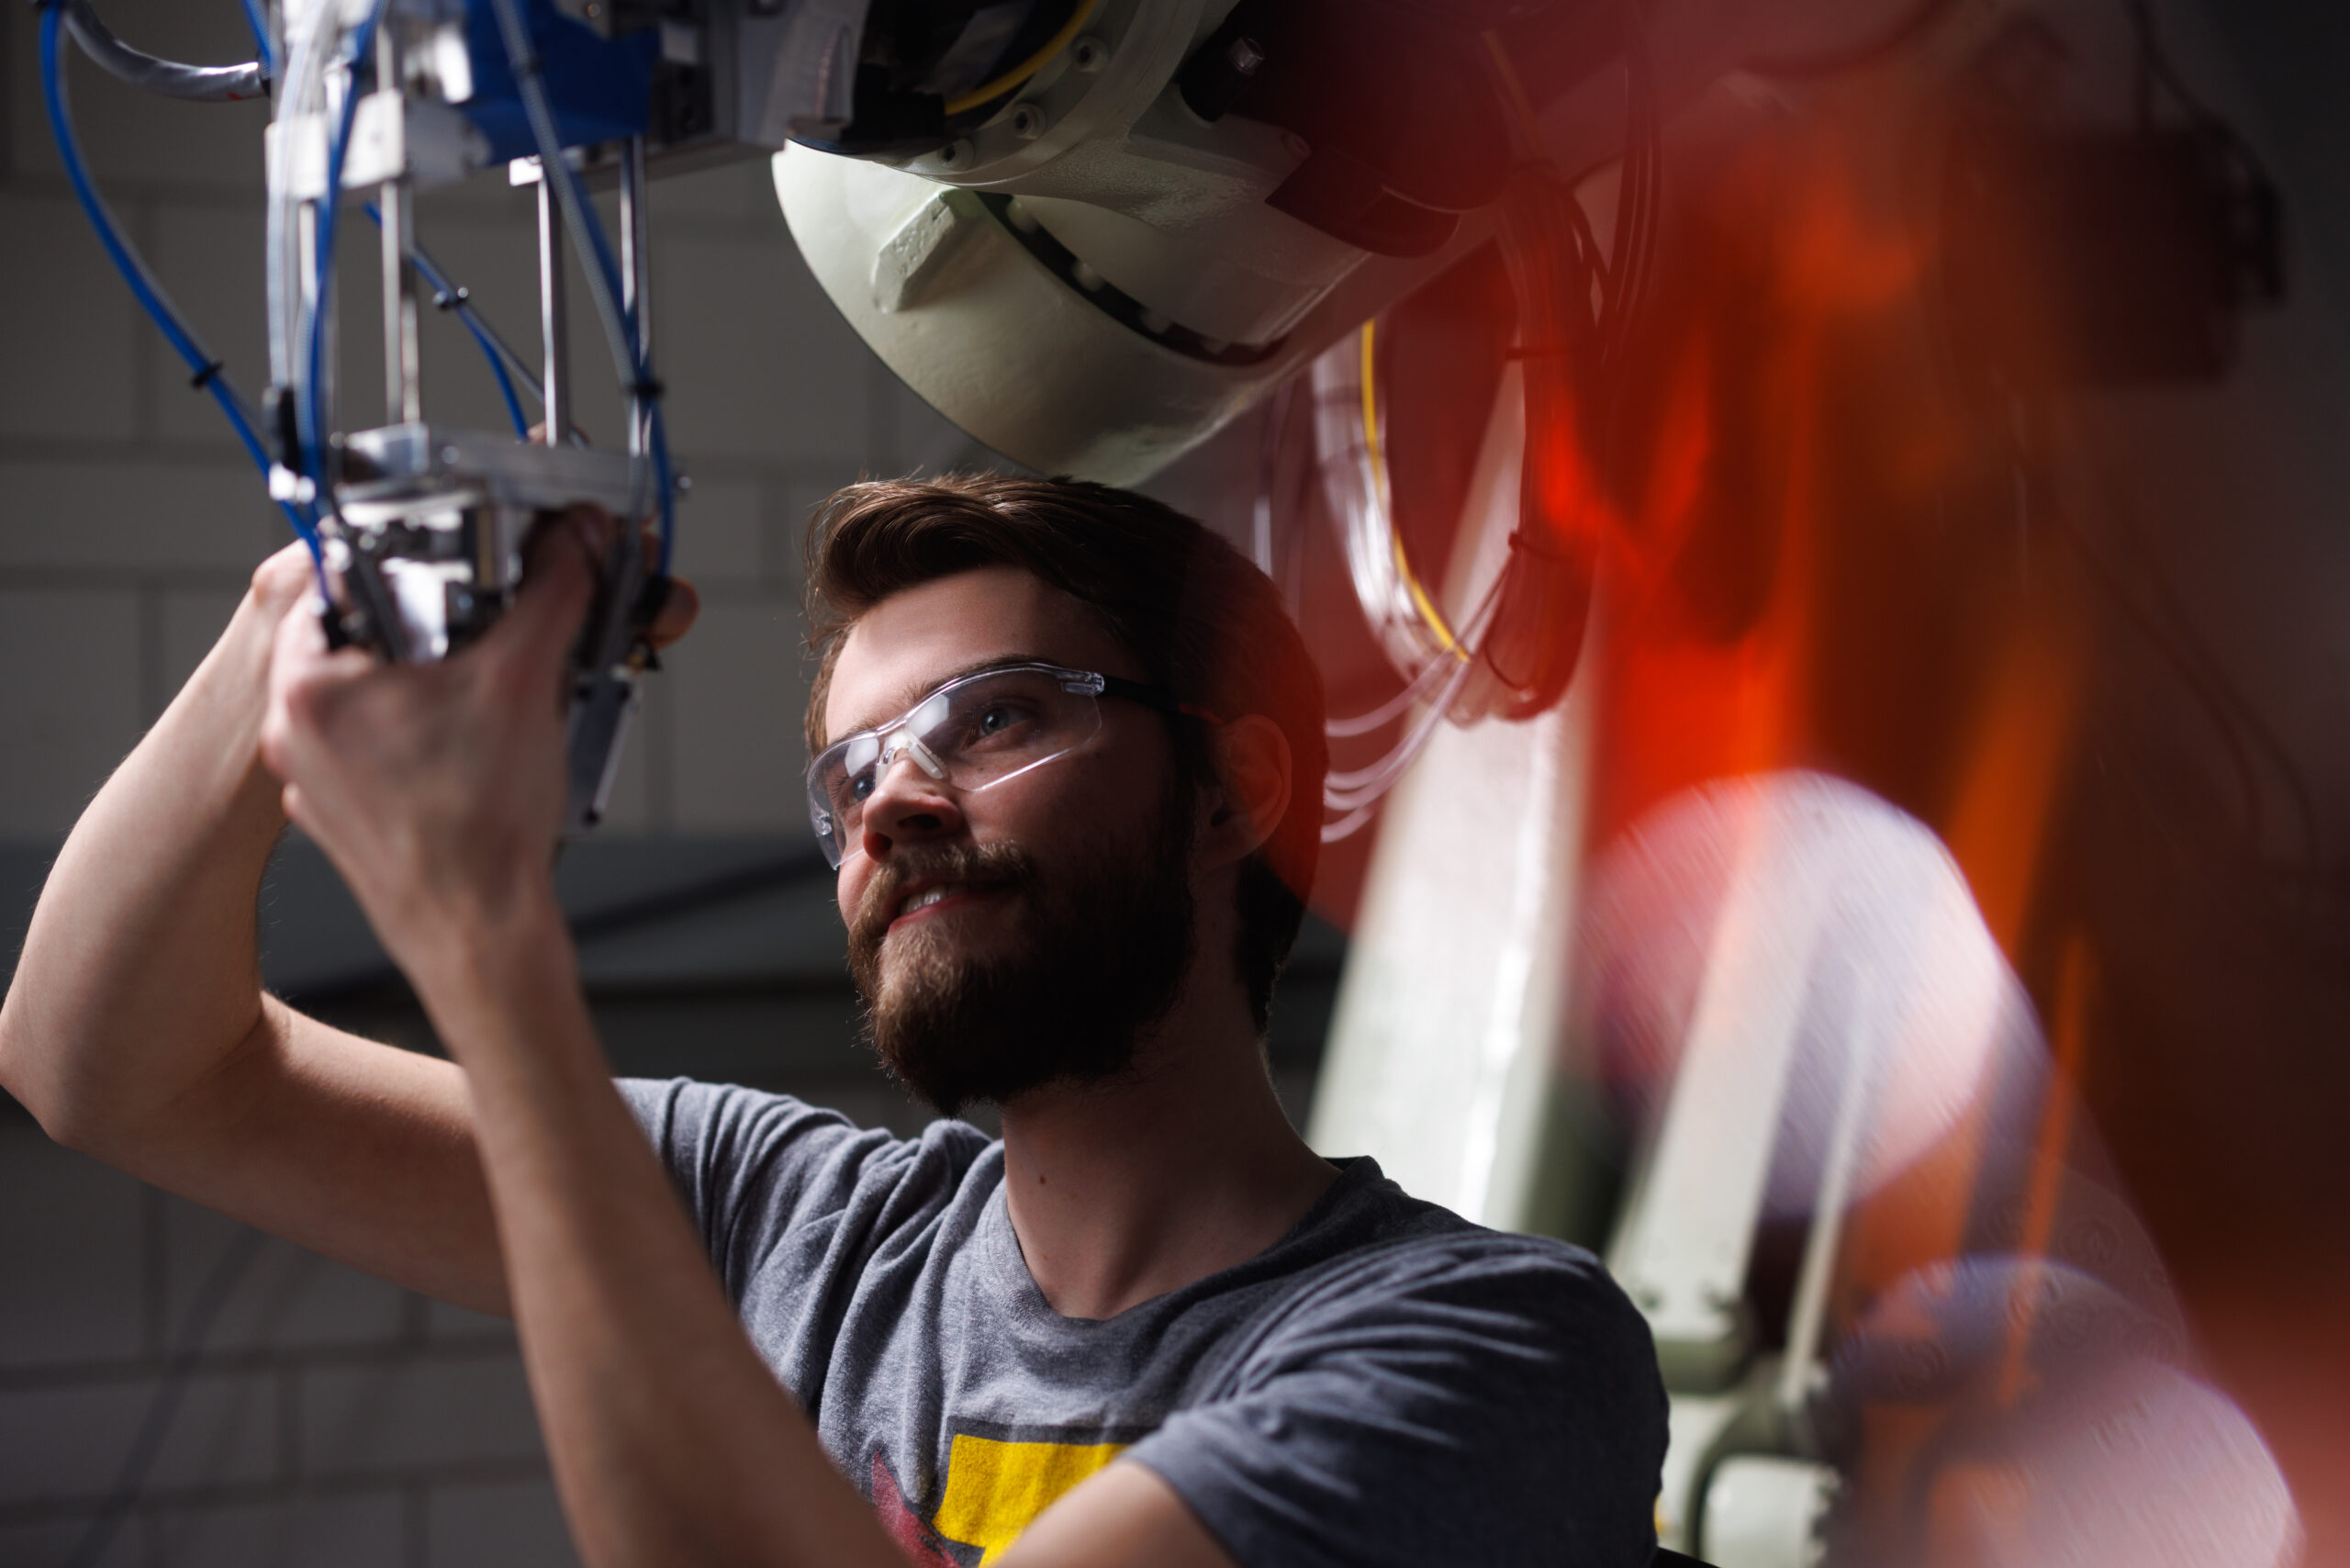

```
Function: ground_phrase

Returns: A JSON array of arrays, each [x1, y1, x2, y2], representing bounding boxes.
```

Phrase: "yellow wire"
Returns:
[[943, 0, 1102, 116], [1360, 319, 1466, 658]]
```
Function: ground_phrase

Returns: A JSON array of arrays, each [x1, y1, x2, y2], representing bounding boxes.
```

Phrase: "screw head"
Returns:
[[934, 139, 975, 171], [1227, 35, 1267, 76], [1009, 103, 1046, 140], [1069, 36, 1107, 73]]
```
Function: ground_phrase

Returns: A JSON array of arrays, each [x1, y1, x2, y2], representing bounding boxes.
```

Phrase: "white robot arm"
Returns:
[[47, 0, 1915, 832], [778, 0, 1806, 482]]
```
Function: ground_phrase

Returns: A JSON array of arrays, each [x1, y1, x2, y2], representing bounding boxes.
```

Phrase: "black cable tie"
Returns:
[[431, 285, 468, 310], [630, 376, 665, 400], [189, 358, 226, 389]]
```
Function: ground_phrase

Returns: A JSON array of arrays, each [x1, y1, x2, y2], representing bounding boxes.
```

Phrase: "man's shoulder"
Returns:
[[624, 1075, 990, 1149], [618, 1076, 1002, 1221], [1130, 1162, 1668, 1568], [1301, 1156, 1608, 1265], [1262, 1158, 1650, 1344]]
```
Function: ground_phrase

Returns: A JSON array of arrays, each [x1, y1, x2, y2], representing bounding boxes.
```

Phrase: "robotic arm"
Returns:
[[47, 0, 1916, 834]]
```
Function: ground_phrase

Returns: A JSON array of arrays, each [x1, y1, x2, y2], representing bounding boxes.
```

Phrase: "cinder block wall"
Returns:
[[0, 4, 978, 1562], [3, 1134, 573, 1567]]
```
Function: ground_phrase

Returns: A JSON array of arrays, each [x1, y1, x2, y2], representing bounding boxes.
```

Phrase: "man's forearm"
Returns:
[[246, 516, 905, 1563], [409, 891, 905, 1568], [0, 557, 299, 1147]]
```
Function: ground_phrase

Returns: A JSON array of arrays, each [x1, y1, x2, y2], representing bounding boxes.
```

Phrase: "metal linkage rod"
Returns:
[[376, 28, 421, 425], [537, 175, 570, 447], [62, 0, 268, 102], [620, 137, 652, 458], [380, 182, 422, 422]]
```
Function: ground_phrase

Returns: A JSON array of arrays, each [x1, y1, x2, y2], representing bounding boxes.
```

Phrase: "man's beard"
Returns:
[[845, 786, 1197, 1117]]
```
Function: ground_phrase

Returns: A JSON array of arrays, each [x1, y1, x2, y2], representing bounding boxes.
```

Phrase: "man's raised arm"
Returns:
[[0, 543, 509, 1314]]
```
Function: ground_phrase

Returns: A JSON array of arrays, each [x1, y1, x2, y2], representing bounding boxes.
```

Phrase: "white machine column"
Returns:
[[1306, 374, 1595, 1235]]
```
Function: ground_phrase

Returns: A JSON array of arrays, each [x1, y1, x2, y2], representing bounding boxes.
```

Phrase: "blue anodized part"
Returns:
[[454, 0, 657, 165]]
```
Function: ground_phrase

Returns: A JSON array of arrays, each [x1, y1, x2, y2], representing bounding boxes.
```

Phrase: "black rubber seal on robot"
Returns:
[[975, 193, 1285, 370]]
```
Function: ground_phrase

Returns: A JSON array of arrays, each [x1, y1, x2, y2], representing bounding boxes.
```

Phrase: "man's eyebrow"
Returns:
[[840, 654, 1065, 739]]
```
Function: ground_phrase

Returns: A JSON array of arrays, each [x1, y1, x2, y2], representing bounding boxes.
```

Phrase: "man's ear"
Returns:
[[1199, 715, 1292, 869]]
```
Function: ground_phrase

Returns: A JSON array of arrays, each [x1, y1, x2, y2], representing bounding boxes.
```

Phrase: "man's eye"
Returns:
[[848, 774, 876, 804], [978, 704, 1017, 735]]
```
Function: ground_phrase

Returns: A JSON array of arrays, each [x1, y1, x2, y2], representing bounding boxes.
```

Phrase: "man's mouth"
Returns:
[[890, 880, 992, 925]]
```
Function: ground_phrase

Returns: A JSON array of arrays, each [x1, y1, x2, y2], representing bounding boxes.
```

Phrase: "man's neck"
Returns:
[[994, 971, 1337, 1322]]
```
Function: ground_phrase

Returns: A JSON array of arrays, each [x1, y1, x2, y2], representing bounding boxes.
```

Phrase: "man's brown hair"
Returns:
[[802, 473, 1327, 1031]]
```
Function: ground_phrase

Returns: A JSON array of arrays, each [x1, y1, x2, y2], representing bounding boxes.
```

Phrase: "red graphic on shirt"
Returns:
[[872, 1451, 964, 1567]]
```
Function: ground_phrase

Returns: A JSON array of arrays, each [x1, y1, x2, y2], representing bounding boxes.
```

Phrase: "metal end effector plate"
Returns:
[[341, 424, 652, 522], [330, 423, 652, 666]]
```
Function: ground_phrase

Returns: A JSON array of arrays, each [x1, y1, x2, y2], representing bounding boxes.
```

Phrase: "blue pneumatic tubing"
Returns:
[[239, 0, 278, 77], [483, 0, 677, 575], [39, 0, 328, 591], [364, 203, 533, 440], [327, 0, 670, 576], [531, 161, 678, 574], [522, 171, 679, 573]]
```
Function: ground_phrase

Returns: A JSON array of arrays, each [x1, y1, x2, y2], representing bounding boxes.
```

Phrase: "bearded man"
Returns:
[[0, 475, 1666, 1566]]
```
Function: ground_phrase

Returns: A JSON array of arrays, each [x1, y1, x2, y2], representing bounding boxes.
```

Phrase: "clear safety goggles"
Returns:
[[806, 661, 1190, 868]]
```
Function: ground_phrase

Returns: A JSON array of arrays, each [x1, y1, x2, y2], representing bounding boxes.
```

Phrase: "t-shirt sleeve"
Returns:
[[1125, 1239, 1667, 1568], [616, 1077, 905, 1301]]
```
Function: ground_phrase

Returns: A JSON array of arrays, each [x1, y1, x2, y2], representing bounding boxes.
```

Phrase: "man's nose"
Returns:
[[855, 751, 966, 859]]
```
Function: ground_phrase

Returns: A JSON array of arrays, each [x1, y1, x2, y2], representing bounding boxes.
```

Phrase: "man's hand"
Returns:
[[259, 509, 695, 972]]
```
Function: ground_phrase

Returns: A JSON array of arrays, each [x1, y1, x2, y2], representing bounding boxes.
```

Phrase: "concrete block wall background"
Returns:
[[2, 1137, 571, 1566], [0, 5, 1002, 1562]]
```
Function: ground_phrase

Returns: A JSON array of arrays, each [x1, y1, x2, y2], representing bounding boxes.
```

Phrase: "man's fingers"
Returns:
[[646, 574, 699, 651], [384, 502, 683, 683], [476, 508, 606, 691], [266, 577, 345, 704], [525, 505, 610, 590], [250, 541, 318, 617], [261, 591, 374, 780], [628, 510, 696, 650], [519, 508, 602, 611]]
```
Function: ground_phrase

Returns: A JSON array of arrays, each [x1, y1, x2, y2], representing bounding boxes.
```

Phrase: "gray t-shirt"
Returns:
[[621, 1078, 1667, 1567]]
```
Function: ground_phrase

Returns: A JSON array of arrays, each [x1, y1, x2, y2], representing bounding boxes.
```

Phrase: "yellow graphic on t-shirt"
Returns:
[[932, 1433, 1130, 1563]]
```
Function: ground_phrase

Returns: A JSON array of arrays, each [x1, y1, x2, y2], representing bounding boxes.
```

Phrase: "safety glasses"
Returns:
[[806, 662, 1186, 868]]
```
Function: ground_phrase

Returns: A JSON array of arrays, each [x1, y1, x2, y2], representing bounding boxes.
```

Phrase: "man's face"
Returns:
[[822, 566, 1197, 1114]]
